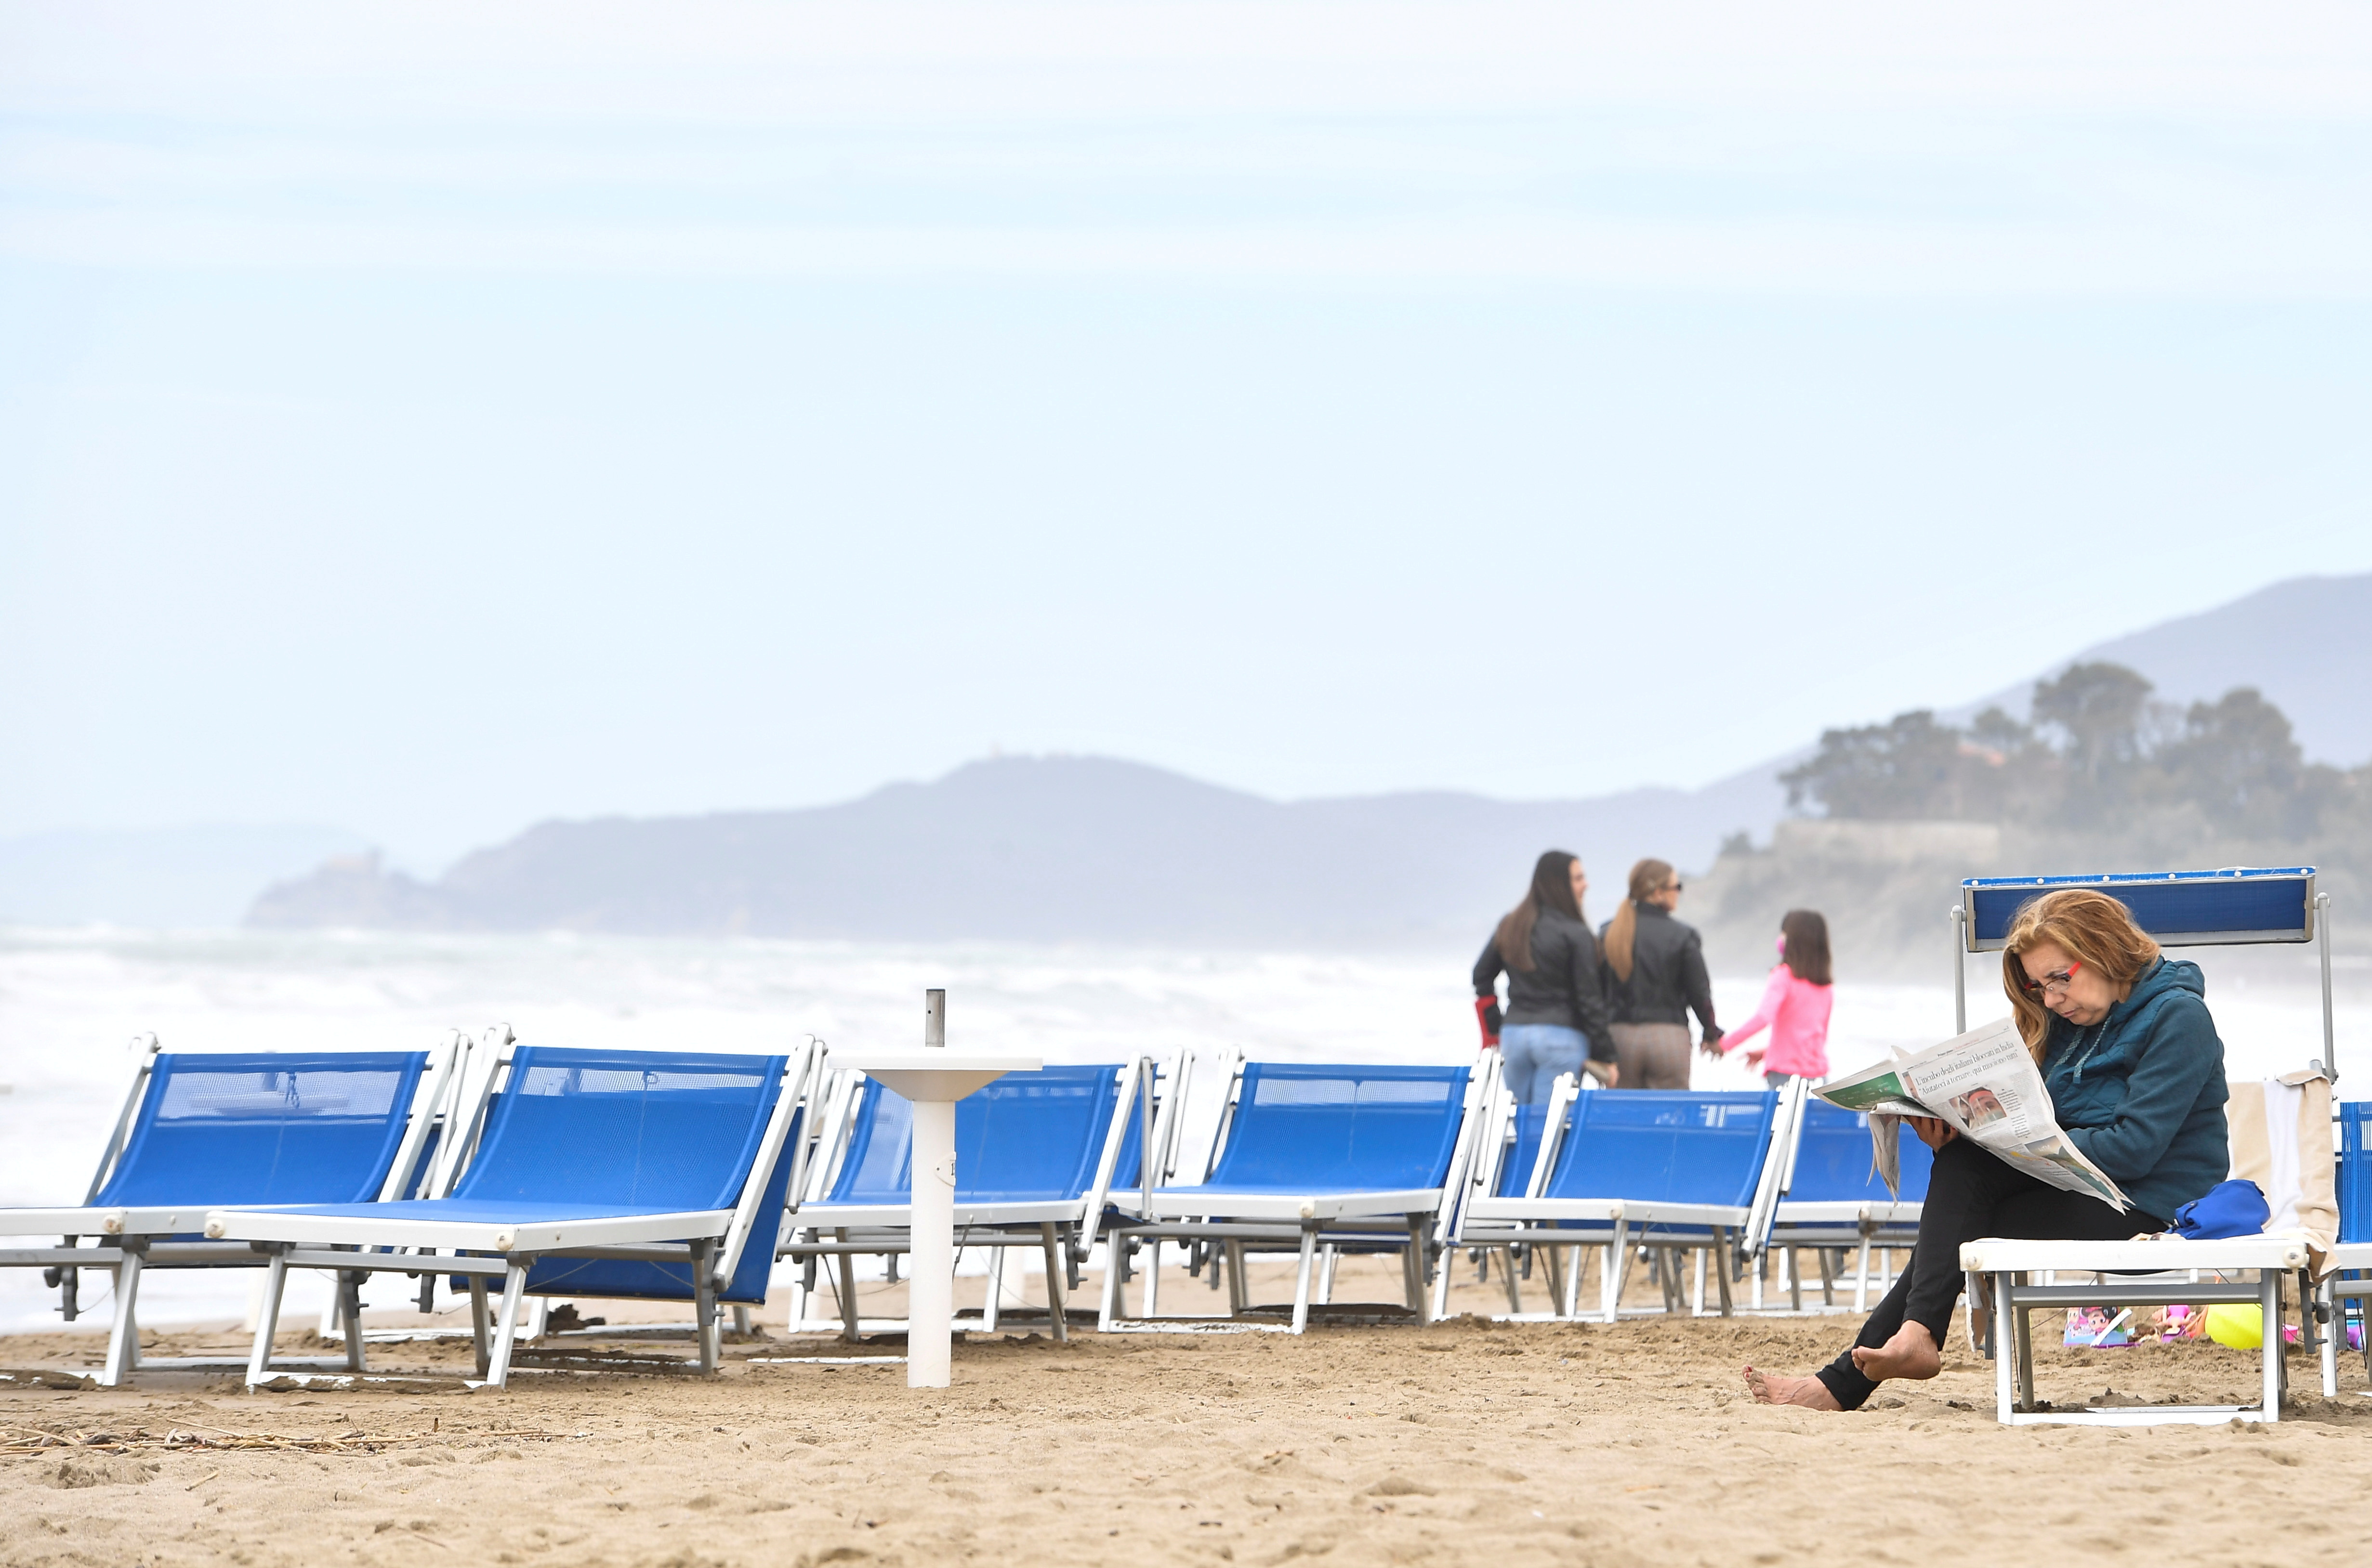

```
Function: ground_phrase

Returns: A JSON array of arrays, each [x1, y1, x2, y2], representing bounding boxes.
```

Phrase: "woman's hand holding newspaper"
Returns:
[[1906, 1116, 1956, 1151]]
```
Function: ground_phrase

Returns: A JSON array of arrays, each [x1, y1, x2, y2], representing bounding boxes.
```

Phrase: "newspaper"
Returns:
[[1814, 1018, 2130, 1211]]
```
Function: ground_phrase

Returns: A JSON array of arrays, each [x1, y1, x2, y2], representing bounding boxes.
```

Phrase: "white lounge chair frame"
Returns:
[[214, 1035, 821, 1388], [1963, 1234, 2309, 1425], [1097, 1055, 1491, 1335], [1453, 1074, 1800, 1323], [0, 1032, 464, 1387]]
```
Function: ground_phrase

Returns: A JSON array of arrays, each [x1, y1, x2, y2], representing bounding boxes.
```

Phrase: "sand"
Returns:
[[6, 1254, 2372, 1568]]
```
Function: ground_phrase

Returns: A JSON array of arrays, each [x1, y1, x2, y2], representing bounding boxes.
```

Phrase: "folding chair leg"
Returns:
[[1854, 1237, 1873, 1314], [2319, 1276, 2338, 1399], [1319, 1245, 1340, 1307], [100, 1251, 144, 1388], [1407, 1215, 1432, 1326], [2014, 1276, 2037, 1411], [1991, 1273, 2015, 1421], [834, 1229, 860, 1343], [485, 1265, 527, 1388], [246, 1253, 289, 1388], [1039, 1224, 1069, 1344], [732, 1305, 752, 1339], [338, 1272, 367, 1373], [1144, 1237, 1163, 1318], [1713, 1228, 1734, 1318], [1098, 1235, 1123, 1331], [1817, 1247, 1835, 1307], [1502, 1246, 1524, 1315], [1691, 1249, 1707, 1317], [1291, 1225, 1318, 1334], [469, 1277, 492, 1378], [1544, 1245, 1567, 1317], [1788, 1248, 1803, 1313], [1225, 1241, 1249, 1317], [1564, 1245, 1585, 1322], [983, 1246, 1006, 1333], [693, 1265, 719, 1375], [1602, 1222, 1631, 1324], [2262, 1268, 2284, 1422]]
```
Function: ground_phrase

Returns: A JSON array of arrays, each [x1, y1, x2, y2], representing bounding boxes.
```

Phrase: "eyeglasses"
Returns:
[[2022, 961, 2081, 999], [1665, 881, 1684, 894]]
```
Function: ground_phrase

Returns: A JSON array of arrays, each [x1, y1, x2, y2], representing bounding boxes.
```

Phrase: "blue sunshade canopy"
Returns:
[[1961, 867, 2317, 952]]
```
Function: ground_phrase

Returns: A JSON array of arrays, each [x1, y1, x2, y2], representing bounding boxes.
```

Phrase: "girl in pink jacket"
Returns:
[[1719, 909, 1833, 1084]]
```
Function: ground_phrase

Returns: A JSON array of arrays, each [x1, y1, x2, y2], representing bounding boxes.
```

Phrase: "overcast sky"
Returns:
[[5, 1, 2370, 871]]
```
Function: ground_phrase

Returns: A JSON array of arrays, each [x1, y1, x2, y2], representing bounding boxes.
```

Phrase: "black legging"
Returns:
[[1814, 1134, 2167, 1410]]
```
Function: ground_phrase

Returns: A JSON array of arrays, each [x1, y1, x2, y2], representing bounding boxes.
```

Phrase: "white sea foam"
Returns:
[[0, 928, 2353, 1331]]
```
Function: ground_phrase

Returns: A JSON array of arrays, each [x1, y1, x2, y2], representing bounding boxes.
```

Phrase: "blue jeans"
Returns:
[[1501, 1023, 1589, 1105]]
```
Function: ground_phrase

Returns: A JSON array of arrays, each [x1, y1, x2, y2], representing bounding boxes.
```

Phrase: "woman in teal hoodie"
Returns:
[[1747, 888, 2228, 1411]]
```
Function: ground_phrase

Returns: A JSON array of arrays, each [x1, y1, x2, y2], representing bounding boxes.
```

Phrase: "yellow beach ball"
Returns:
[[2203, 1304, 2263, 1349]]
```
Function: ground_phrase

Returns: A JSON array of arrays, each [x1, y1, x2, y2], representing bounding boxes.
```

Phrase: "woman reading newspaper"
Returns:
[[1746, 888, 2229, 1411]]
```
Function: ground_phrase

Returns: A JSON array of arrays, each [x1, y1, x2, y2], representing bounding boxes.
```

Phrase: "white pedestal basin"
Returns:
[[832, 1046, 1041, 1389]]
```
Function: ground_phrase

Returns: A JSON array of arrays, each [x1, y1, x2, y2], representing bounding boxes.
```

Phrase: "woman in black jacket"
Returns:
[[1598, 857, 1723, 1089], [1473, 850, 1619, 1103]]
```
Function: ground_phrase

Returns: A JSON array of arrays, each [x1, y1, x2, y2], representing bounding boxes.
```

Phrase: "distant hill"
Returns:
[[247, 756, 1784, 950], [242, 571, 2372, 950]]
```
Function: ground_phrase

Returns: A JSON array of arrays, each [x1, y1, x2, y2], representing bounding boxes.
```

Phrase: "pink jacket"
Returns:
[[1721, 965, 1832, 1079]]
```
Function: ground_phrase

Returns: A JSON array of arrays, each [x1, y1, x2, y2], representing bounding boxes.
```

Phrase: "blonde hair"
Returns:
[[1998, 888, 2161, 1059], [1601, 858, 1676, 983]]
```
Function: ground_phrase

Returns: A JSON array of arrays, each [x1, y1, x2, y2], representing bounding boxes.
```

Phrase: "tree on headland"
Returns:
[[1779, 663, 2354, 844]]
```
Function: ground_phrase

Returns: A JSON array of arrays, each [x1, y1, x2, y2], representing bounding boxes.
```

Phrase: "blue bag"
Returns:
[[2171, 1178, 2270, 1240]]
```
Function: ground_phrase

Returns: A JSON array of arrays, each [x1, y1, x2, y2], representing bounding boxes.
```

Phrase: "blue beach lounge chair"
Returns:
[[0, 1034, 455, 1386], [208, 1039, 817, 1388], [777, 1057, 1153, 1342], [1433, 1051, 1588, 1318], [1097, 1059, 1485, 1334], [1955, 866, 2333, 1425], [1766, 1100, 1933, 1313], [2321, 1101, 2372, 1397], [1458, 1081, 1789, 1322]]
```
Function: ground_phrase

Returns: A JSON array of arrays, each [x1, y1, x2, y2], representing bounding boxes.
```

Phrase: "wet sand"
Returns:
[[6, 1255, 2372, 1567]]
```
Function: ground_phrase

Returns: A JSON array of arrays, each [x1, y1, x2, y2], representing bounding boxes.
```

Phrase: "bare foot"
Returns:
[[1850, 1321, 1942, 1383], [1743, 1365, 1842, 1410]]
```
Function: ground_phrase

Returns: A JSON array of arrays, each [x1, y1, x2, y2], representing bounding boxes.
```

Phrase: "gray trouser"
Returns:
[[1609, 1021, 1692, 1090]]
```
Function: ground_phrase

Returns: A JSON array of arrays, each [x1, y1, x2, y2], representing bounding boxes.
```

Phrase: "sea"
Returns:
[[0, 927, 2355, 1332]]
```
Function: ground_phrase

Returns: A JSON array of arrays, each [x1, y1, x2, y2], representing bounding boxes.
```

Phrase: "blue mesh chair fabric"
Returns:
[[1537, 1089, 1780, 1235], [2340, 1102, 2372, 1246], [827, 1065, 1125, 1206], [1494, 1103, 1555, 1199], [1786, 1100, 1933, 1206], [93, 1051, 428, 1210], [1191, 1063, 1471, 1196], [348, 1046, 787, 1306]]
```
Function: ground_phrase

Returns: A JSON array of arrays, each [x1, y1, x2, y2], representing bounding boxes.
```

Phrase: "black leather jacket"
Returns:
[[1599, 902, 1721, 1041], [1473, 908, 1616, 1058]]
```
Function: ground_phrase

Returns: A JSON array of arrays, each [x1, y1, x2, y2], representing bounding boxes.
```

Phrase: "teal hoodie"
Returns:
[[2041, 956, 2228, 1223]]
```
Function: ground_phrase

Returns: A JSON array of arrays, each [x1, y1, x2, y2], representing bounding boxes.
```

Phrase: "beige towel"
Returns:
[[2224, 1069, 2338, 1270]]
